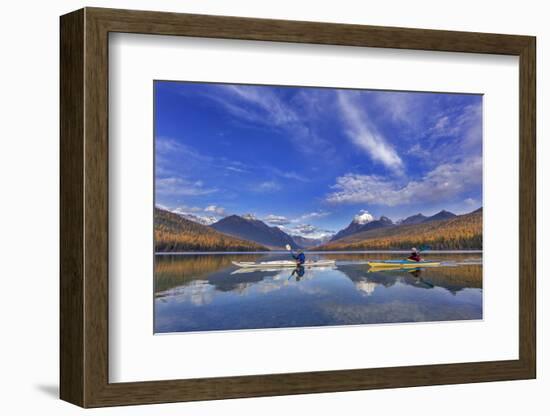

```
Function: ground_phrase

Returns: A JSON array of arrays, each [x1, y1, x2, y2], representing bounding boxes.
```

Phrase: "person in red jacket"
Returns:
[[407, 247, 422, 262]]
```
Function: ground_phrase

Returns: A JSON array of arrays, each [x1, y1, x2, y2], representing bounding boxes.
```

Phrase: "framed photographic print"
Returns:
[[60, 7, 536, 407]]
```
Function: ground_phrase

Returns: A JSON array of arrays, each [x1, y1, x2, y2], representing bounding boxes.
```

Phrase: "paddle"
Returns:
[[286, 245, 298, 280], [286, 243, 297, 259]]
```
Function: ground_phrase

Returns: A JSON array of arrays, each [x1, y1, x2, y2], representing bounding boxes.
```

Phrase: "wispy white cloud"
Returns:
[[261, 211, 334, 238], [374, 92, 418, 126], [326, 157, 482, 206], [156, 137, 255, 199], [336, 91, 404, 174], [406, 143, 430, 159], [257, 209, 334, 238], [192, 85, 333, 157], [156, 137, 213, 163], [157, 136, 255, 175], [429, 115, 453, 137], [204, 205, 226, 216], [294, 211, 330, 222], [171, 204, 202, 213], [280, 223, 335, 239], [270, 167, 310, 183], [255, 181, 282, 192], [156, 177, 217, 196], [195, 89, 267, 127], [263, 214, 291, 226], [429, 103, 481, 141], [155, 137, 214, 180], [161, 204, 229, 225], [223, 85, 299, 125], [195, 84, 297, 132], [425, 102, 482, 164], [225, 165, 249, 174]]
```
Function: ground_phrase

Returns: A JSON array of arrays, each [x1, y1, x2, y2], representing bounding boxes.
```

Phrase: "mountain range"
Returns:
[[210, 215, 300, 250], [331, 215, 393, 241], [154, 208, 267, 252], [291, 235, 332, 248], [330, 210, 458, 242], [398, 213, 427, 225], [318, 208, 481, 251], [155, 206, 482, 252], [397, 210, 456, 225]]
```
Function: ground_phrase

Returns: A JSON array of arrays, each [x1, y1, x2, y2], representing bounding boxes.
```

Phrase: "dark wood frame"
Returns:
[[60, 7, 536, 408]]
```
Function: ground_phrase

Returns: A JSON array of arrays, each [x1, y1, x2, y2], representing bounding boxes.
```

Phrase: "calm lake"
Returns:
[[154, 252, 482, 333]]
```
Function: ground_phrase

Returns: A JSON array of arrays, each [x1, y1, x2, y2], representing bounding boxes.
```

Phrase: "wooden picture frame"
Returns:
[[60, 7, 536, 408]]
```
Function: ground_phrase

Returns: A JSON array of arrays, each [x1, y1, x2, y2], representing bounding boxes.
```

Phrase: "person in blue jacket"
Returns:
[[292, 249, 306, 266]]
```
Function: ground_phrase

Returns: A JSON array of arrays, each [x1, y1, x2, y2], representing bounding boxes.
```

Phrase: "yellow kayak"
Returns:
[[367, 260, 441, 268]]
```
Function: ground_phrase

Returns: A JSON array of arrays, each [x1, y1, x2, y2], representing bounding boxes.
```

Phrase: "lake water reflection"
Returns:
[[154, 252, 482, 333]]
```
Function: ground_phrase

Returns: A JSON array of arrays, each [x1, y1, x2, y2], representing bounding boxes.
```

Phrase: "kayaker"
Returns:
[[292, 249, 306, 266], [407, 247, 422, 262]]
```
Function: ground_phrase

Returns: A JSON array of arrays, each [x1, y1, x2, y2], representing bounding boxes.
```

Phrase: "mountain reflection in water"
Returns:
[[154, 252, 482, 333]]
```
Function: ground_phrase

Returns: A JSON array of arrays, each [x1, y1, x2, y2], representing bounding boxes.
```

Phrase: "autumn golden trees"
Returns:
[[155, 207, 482, 252], [155, 208, 267, 252], [318, 209, 482, 251]]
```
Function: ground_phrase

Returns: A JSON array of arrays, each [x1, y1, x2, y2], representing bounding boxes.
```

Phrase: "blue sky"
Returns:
[[155, 81, 482, 239]]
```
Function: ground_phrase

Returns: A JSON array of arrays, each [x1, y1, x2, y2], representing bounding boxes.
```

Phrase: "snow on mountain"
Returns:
[[163, 206, 219, 226], [177, 212, 218, 226], [353, 210, 374, 225], [331, 213, 392, 242]]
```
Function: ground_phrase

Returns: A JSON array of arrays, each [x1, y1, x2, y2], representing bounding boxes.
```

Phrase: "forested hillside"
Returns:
[[155, 208, 267, 252], [318, 209, 482, 251]]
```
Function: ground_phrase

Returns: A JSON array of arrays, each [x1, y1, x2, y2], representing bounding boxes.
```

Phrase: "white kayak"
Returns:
[[232, 260, 335, 269]]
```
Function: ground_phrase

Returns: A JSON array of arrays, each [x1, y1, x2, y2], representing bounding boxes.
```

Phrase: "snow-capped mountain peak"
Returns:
[[353, 210, 374, 225], [179, 212, 218, 226], [166, 206, 219, 226]]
